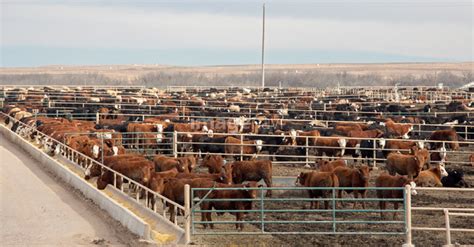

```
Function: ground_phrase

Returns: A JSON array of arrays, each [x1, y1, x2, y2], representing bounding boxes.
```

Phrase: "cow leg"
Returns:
[[361, 191, 367, 209], [236, 212, 244, 231], [337, 190, 343, 208], [379, 201, 386, 219], [393, 202, 399, 220], [353, 192, 359, 209], [263, 176, 272, 197]]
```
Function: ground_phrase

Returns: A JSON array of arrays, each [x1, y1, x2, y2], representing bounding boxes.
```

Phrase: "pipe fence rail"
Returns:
[[190, 186, 408, 236]]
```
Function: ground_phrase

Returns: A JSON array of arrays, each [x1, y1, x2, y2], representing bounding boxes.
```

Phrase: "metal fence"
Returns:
[[190, 186, 408, 236]]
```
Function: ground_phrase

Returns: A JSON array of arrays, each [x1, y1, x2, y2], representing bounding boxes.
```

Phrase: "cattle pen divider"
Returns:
[[189, 186, 409, 237], [406, 187, 474, 247]]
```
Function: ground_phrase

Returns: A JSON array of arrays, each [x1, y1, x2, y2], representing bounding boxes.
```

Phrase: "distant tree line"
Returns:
[[1, 70, 472, 88]]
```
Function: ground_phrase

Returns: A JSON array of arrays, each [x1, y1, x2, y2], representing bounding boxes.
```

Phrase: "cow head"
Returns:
[[295, 172, 311, 186], [112, 146, 119, 156], [243, 182, 262, 199], [438, 164, 448, 177], [357, 166, 371, 186], [439, 144, 447, 161], [417, 141, 425, 150], [355, 143, 361, 156], [202, 125, 209, 133], [378, 138, 386, 149], [409, 181, 417, 196], [255, 140, 263, 153], [337, 138, 347, 156], [289, 129, 297, 146], [53, 144, 61, 156], [176, 159, 187, 173], [207, 129, 214, 138], [92, 144, 100, 159]]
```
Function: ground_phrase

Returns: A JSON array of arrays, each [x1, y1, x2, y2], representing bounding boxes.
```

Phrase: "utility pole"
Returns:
[[261, 3, 266, 88]]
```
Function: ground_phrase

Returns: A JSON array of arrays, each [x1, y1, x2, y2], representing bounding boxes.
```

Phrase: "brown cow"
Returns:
[[429, 129, 460, 150], [292, 130, 321, 146], [296, 171, 339, 209], [316, 159, 346, 172], [200, 181, 262, 231], [385, 147, 429, 179], [85, 154, 147, 180], [415, 164, 448, 187], [153, 155, 191, 173], [380, 139, 425, 158], [333, 166, 371, 209], [96, 160, 153, 190], [381, 119, 413, 139], [228, 160, 272, 197], [335, 124, 362, 135], [315, 136, 347, 157], [224, 136, 263, 160], [201, 155, 225, 174], [348, 129, 384, 139], [375, 173, 417, 219]]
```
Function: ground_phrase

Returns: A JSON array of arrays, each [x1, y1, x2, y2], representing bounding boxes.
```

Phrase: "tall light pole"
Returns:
[[261, 3, 266, 88]]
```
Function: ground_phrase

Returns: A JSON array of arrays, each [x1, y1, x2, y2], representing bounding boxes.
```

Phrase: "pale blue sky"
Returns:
[[1, 0, 473, 67]]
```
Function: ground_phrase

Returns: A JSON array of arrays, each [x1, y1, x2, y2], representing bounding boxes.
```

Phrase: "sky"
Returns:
[[1, 0, 473, 67]]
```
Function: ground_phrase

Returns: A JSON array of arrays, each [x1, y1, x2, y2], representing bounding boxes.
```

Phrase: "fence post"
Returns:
[[465, 126, 468, 140], [96, 112, 99, 124], [173, 131, 178, 158], [240, 134, 244, 161], [184, 184, 191, 244], [443, 209, 452, 247], [372, 138, 377, 169], [305, 136, 309, 167], [403, 184, 414, 247]]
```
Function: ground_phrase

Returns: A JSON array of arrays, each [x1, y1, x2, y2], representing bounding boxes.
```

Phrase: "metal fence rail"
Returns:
[[190, 186, 408, 236]]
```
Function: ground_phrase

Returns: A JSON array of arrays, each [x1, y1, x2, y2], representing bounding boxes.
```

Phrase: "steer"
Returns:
[[296, 171, 339, 209], [415, 164, 448, 187], [224, 136, 263, 160], [385, 147, 429, 179], [442, 169, 469, 188], [333, 166, 371, 209], [227, 160, 273, 197], [375, 173, 417, 219], [315, 159, 346, 172], [201, 154, 225, 174], [429, 129, 460, 151], [380, 119, 413, 139], [96, 160, 153, 190], [315, 136, 347, 158]]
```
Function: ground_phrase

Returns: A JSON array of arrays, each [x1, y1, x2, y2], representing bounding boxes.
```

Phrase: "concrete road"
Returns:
[[0, 134, 145, 246]]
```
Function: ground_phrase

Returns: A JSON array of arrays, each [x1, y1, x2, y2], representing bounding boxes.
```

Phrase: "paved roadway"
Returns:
[[0, 134, 144, 246]]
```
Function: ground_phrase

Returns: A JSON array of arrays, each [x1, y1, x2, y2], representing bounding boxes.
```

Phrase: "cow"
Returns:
[[441, 169, 469, 188], [199, 181, 262, 231], [227, 160, 273, 197], [85, 154, 148, 180], [153, 155, 193, 173], [96, 160, 153, 191], [315, 136, 347, 158], [380, 139, 425, 158], [224, 136, 263, 160], [201, 155, 225, 174], [333, 166, 371, 209], [296, 171, 339, 209], [415, 164, 448, 187], [375, 173, 417, 219], [380, 119, 413, 139], [429, 129, 460, 151], [385, 147, 429, 179], [347, 129, 384, 139], [315, 159, 346, 172], [470, 154, 474, 166]]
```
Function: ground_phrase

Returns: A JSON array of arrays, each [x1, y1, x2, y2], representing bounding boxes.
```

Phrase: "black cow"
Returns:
[[441, 169, 469, 188]]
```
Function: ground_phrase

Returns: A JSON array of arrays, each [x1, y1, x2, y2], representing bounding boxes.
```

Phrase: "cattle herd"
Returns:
[[1, 85, 473, 235]]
